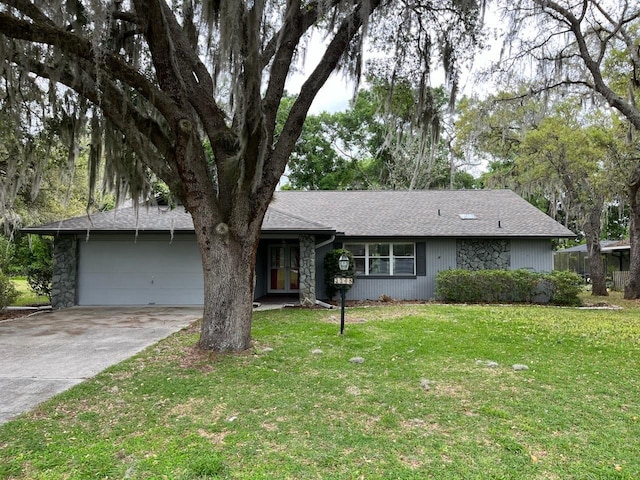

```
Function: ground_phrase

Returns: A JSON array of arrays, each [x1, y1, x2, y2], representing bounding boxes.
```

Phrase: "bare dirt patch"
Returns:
[[0, 309, 45, 322]]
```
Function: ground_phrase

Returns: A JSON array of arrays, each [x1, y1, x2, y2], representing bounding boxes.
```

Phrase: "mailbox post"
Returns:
[[335, 253, 352, 335]]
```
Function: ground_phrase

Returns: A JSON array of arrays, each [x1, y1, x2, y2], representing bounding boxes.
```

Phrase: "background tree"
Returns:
[[0, 100, 92, 233], [457, 92, 625, 295], [0, 1, 484, 352], [518, 103, 618, 296], [497, 0, 640, 298], [456, 92, 559, 215], [284, 84, 475, 191]]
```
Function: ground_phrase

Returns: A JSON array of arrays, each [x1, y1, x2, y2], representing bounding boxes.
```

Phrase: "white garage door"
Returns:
[[77, 236, 204, 305]]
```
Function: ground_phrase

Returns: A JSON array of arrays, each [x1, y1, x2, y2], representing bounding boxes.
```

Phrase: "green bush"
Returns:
[[547, 270, 583, 306], [0, 272, 19, 309], [27, 264, 53, 300], [25, 237, 53, 300], [323, 249, 355, 300], [435, 269, 582, 306]]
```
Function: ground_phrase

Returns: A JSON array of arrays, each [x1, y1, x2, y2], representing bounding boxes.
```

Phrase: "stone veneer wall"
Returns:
[[51, 236, 78, 309], [456, 239, 511, 271], [298, 235, 316, 307]]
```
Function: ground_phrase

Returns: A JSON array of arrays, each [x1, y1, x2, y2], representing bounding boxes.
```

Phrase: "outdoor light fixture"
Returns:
[[338, 253, 350, 271], [334, 252, 353, 335]]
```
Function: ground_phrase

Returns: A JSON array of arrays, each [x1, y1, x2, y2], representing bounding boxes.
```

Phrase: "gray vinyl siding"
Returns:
[[424, 239, 457, 299], [345, 276, 431, 301], [334, 238, 554, 301], [510, 239, 553, 272]]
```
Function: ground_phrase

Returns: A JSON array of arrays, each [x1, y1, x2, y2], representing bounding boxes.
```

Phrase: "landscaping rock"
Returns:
[[349, 357, 365, 364], [512, 364, 529, 371], [420, 378, 432, 391], [476, 359, 499, 368]]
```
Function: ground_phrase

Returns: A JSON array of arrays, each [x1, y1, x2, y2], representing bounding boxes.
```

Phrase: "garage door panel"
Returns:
[[77, 237, 204, 305], [79, 272, 204, 289], [79, 287, 204, 306]]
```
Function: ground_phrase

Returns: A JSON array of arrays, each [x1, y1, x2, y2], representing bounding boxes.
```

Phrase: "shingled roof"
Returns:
[[23, 189, 575, 238]]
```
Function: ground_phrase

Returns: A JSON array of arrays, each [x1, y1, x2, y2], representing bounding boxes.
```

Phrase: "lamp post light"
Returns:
[[337, 253, 350, 335]]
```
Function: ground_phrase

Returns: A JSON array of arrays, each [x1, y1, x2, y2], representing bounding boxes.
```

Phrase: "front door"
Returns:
[[269, 245, 300, 293]]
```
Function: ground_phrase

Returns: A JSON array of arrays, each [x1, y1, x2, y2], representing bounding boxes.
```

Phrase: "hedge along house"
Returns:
[[23, 190, 575, 309]]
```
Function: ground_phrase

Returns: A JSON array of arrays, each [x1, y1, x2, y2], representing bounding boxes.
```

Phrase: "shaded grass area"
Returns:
[[2, 301, 640, 479], [9, 277, 49, 307]]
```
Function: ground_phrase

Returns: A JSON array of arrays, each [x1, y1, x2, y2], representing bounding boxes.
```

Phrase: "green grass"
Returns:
[[9, 276, 49, 307], [2, 297, 640, 479]]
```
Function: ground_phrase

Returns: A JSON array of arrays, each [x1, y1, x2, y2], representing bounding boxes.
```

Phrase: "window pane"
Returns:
[[354, 258, 366, 275], [369, 243, 389, 256], [393, 244, 414, 256], [394, 258, 415, 275], [345, 244, 365, 256], [289, 270, 299, 290], [369, 258, 390, 275]]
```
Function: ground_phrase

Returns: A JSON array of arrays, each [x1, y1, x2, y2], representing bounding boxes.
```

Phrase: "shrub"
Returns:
[[323, 249, 355, 300], [435, 269, 582, 306], [27, 264, 53, 300], [25, 238, 53, 300], [436, 269, 540, 304], [547, 270, 583, 306], [0, 272, 19, 309]]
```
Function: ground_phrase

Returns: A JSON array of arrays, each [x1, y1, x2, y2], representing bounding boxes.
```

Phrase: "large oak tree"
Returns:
[[0, 1, 483, 351], [497, 0, 640, 297]]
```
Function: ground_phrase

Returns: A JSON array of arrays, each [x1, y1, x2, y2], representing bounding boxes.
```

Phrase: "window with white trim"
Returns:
[[344, 243, 416, 276]]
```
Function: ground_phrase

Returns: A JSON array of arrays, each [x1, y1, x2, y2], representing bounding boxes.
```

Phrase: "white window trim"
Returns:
[[345, 242, 416, 276]]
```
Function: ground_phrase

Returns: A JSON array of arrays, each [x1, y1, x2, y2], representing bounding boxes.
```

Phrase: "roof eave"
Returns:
[[22, 227, 338, 236]]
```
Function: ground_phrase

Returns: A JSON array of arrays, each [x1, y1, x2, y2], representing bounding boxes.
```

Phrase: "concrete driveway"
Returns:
[[0, 306, 202, 424]]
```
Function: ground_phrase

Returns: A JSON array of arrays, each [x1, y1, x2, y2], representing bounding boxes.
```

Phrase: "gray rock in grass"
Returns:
[[476, 359, 499, 368]]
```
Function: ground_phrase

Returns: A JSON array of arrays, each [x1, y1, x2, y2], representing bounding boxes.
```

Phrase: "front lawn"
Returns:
[[1, 299, 639, 479]]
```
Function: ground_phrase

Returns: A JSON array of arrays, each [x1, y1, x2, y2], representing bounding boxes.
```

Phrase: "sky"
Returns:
[[286, 7, 505, 115], [285, 33, 356, 114]]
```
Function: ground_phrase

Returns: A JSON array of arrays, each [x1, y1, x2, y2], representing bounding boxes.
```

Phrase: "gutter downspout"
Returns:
[[315, 234, 336, 251]]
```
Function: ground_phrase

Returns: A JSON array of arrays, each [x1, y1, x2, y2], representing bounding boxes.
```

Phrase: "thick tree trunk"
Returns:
[[188, 198, 262, 352], [625, 179, 640, 299], [583, 204, 607, 296]]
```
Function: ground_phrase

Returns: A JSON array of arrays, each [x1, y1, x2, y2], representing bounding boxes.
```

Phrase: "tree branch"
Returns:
[[262, 0, 304, 150], [0, 11, 179, 122], [533, 0, 640, 130], [10, 48, 178, 185], [262, 0, 383, 198]]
